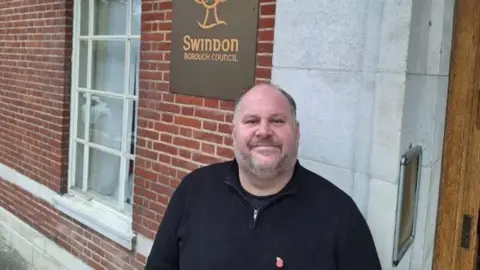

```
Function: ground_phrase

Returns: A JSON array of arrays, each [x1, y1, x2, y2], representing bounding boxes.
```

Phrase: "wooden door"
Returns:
[[433, 0, 480, 269]]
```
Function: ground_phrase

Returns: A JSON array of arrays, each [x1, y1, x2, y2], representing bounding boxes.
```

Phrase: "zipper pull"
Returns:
[[249, 209, 259, 230]]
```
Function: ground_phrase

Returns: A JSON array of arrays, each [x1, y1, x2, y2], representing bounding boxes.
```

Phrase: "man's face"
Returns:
[[232, 86, 299, 176]]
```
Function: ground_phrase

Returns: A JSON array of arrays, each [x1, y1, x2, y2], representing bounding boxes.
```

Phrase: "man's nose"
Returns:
[[255, 121, 272, 137]]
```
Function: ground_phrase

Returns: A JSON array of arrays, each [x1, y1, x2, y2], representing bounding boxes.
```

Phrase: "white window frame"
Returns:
[[55, 0, 141, 250]]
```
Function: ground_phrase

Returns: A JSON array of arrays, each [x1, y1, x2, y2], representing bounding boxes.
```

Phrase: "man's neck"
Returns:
[[238, 167, 294, 197]]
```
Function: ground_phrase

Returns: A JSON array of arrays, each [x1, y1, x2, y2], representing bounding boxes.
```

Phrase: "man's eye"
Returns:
[[245, 119, 258, 124], [272, 119, 284, 124]]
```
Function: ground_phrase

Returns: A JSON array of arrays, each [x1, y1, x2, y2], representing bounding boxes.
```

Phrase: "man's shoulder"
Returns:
[[298, 165, 358, 209], [178, 159, 233, 188], [187, 159, 233, 177], [297, 166, 368, 229]]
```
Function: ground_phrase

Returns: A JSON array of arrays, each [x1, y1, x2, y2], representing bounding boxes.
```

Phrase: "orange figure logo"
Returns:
[[195, 0, 227, 29]]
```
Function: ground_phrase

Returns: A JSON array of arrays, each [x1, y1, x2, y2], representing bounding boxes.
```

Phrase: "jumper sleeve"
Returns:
[[335, 201, 382, 270], [145, 177, 188, 270]]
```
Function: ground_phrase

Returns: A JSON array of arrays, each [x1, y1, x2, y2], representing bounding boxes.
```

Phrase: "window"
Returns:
[[68, 0, 142, 215]]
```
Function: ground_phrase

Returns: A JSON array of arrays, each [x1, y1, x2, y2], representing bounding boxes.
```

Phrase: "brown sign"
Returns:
[[170, 0, 260, 101]]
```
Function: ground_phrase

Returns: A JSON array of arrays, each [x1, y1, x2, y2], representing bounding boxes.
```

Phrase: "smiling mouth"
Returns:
[[251, 145, 280, 152], [251, 145, 278, 148]]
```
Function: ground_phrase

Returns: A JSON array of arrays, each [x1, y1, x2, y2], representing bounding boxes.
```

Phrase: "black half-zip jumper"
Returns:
[[145, 160, 382, 270]]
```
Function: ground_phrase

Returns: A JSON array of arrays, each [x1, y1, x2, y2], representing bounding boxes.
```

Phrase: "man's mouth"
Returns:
[[250, 145, 280, 151]]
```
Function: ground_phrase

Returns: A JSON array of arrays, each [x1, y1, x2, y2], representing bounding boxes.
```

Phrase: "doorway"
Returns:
[[433, 0, 480, 269]]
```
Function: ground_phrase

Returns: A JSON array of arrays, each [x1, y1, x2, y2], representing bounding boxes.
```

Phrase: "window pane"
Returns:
[[89, 95, 123, 150], [88, 147, 120, 201], [94, 0, 127, 36], [74, 143, 85, 190], [78, 40, 88, 88], [131, 0, 142, 35], [77, 92, 87, 140], [91, 40, 126, 93], [127, 39, 140, 96], [125, 159, 135, 205], [126, 100, 137, 155], [80, 0, 89, 36]]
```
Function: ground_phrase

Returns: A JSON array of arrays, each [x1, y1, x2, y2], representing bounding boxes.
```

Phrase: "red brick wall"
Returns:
[[0, 0, 73, 193], [134, 0, 277, 239], [0, 1, 147, 270]]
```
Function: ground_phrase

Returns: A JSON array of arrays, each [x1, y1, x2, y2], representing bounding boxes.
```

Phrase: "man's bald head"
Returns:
[[233, 84, 297, 122]]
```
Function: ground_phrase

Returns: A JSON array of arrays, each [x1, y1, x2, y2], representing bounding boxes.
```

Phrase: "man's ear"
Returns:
[[296, 121, 300, 141], [231, 124, 236, 140]]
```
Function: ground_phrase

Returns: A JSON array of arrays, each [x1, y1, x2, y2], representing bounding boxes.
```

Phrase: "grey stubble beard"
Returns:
[[234, 147, 297, 180]]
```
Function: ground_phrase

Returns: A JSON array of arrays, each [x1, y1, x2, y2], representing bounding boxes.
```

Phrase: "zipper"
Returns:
[[225, 181, 254, 207], [225, 181, 290, 230], [249, 195, 284, 229], [224, 181, 258, 229]]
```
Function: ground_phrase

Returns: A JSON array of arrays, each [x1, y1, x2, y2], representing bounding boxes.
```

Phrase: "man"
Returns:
[[145, 83, 382, 269]]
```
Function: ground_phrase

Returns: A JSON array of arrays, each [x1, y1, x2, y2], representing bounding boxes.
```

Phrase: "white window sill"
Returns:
[[52, 193, 136, 250]]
